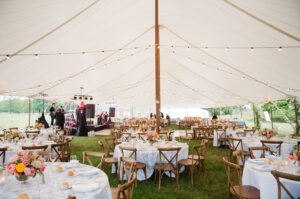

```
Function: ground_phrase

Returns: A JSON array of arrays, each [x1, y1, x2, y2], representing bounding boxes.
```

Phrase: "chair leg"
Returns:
[[135, 168, 138, 187], [154, 169, 157, 183], [158, 170, 162, 190], [176, 169, 179, 189], [143, 167, 147, 182], [189, 166, 194, 185]]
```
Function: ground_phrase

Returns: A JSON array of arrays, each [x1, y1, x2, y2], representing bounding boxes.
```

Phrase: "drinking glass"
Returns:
[[50, 152, 56, 162], [70, 155, 77, 161]]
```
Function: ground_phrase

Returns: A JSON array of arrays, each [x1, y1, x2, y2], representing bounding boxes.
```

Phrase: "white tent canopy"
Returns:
[[0, 0, 300, 112]]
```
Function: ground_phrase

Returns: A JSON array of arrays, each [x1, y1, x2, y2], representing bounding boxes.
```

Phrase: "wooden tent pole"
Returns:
[[252, 103, 256, 126], [294, 98, 299, 134], [270, 102, 273, 129], [239, 105, 243, 119], [155, 0, 161, 133], [28, 98, 31, 127]]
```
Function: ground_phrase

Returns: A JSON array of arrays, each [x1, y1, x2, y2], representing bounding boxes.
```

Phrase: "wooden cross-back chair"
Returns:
[[119, 146, 147, 185], [105, 137, 116, 157], [137, 132, 146, 140], [228, 136, 250, 167], [271, 170, 300, 199], [117, 156, 136, 185], [244, 129, 256, 136], [82, 151, 105, 169], [48, 134, 59, 142], [248, 146, 270, 159], [121, 133, 133, 142], [223, 157, 260, 199], [0, 147, 7, 166], [159, 132, 168, 140], [194, 127, 205, 140], [98, 140, 105, 153], [9, 127, 18, 131], [154, 147, 181, 190], [25, 130, 40, 138], [179, 136, 192, 145], [56, 129, 66, 135], [22, 145, 48, 151], [260, 140, 283, 156], [51, 142, 66, 162], [236, 132, 247, 137], [179, 143, 205, 185], [216, 130, 228, 149], [112, 169, 137, 199]]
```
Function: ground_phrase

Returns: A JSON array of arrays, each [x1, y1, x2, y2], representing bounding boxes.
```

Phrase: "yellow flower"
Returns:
[[16, 163, 26, 173]]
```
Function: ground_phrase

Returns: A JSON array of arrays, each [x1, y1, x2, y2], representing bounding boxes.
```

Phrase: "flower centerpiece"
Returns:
[[6, 130, 24, 142], [211, 120, 217, 125], [6, 151, 46, 183], [145, 132, 160, 144], [289, 146, 300, 161], [258, 129, 277, 139], [35, 123, 43, 130]]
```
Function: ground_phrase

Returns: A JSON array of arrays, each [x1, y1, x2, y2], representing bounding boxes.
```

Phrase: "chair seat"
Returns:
[[178, 159, 199, 166], [242, 151, 251, 156], [154, 163, 177, 171], [188, 155, 205, 160], [218, 138, 228, 141], [125, 162, 146, 169], [104, 157, 118, 164], [230, 185, 260, 199]]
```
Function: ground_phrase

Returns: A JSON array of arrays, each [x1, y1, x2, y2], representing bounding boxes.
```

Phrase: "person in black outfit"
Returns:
[[49, 103, 56, 126], [212, 114, 218, 120], [55, 108, 65, 129], [150, 113, 153, 118], [39, 113, 49, 128], [161, 112, 164, 118], [104, 112, 108, 122]]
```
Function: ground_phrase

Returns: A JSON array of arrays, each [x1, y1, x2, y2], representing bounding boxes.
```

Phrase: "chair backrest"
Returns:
[[271, 170, 300, 199], [236, 132, 247, 137], [248, 146, 270, 159], [51, 143, 66, 162], [0, 147, 8, 166], [48, 134, 59, 142], [232, 150, 243, 165], [98, 140, 105, 153], [228, 137, 243, 152], [223, 157, 242, 196], [105, 137, 116, 156], [83, 151, 105, 168], [118, 156, 136, 184], [191, 143, 206, 165], [22, 145, 48, 151], [137, 132, 146, 140], [260, 140, 283, 156], [117, 172, 137, 199], [25, 130, 40, 138], [119, 146, 137, 160], [179, 136, 191, 145], [216, 130, 227, 140], [9, 127, 18, 131], [157, 147, 181, 170]]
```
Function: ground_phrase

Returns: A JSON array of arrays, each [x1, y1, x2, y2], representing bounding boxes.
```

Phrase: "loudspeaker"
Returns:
[[109, 107, 115, 117], [86, 104, 95, 118]]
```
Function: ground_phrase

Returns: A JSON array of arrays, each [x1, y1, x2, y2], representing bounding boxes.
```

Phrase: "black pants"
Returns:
[[50, 115, 55, 125]]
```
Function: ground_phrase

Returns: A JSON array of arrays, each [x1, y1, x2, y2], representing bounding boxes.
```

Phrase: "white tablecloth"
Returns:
[[243, 161, 300, 199], [213, 128, 242, 147], [112, 141, 189, 181], [0, 162, 112, 199], [22, 128, 56, 140]]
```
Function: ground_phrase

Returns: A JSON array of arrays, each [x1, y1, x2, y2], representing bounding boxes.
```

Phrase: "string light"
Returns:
[[35, 54, 39, 59], [82, 52, 86, 56], [278, 46, 282, 51], [250, 47, 254, 52], [6, 55, 10, 59], [225, 47, 230, 51], [59, 53, 64, 56]]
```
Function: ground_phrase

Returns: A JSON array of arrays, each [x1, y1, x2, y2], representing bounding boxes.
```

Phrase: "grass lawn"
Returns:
[[71, 135, 229, 199]]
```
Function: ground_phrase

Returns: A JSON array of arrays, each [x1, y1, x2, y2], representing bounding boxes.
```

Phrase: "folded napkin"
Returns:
[[72, 183, 99, 192], [78, 169, 99, 176]]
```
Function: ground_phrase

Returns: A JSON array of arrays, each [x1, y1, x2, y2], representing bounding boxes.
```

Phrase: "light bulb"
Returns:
[[250, 47, 254, 52], [278, 46, 282, 51]]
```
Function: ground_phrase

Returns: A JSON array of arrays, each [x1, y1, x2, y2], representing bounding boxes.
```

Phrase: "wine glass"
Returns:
[[70, 155, 77, 161], [50, 152, 56, 163]]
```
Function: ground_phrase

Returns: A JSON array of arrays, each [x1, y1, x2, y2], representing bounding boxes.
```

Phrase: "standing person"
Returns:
[[49, 103, 56, 126], [104, 112, 108, 122], [55, 108, 65, 130], [212, 114, 218, 120], [60, 106, 65, 113], [150, 113, 153, 119]]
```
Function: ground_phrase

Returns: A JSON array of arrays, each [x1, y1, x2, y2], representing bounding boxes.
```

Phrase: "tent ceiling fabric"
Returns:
[[0, 0, 299, 111]]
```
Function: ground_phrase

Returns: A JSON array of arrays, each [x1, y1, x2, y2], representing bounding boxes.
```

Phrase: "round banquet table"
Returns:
[[0, 139, 56, 166], [243, 160, 300, 199], [112, 141, 189, 181], [213, 128, 245, 147], [0, 162, 112, 199]]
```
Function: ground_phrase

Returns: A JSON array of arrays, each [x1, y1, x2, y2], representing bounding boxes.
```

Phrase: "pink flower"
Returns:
[[289, 155, 293, 160], [23, 155, 30, 160], [34, 160, 43, 169], [14, 137, 19, 141], [9, 155, 19, 163], [33, 151, 39, 158], [18, 152, 23, 157], [23, 159, 30, 166], [24, 167, 35, 177], [6, 164, 16, 174], [41, 166, 46, 172], [294, 156, 299, 161]]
